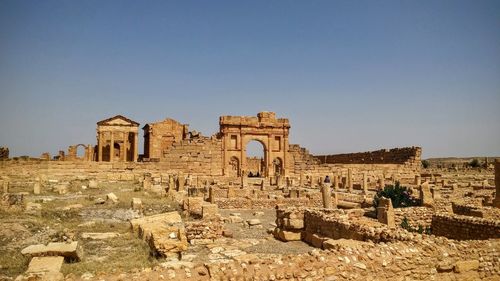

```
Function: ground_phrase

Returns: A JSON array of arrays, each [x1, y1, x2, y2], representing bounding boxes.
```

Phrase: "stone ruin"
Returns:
[[0, 112, 499, 280]]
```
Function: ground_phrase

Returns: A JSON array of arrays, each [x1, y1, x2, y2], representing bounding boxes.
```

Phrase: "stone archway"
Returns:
[[220, 112, 290, 177], [228, 156, 240, 177]]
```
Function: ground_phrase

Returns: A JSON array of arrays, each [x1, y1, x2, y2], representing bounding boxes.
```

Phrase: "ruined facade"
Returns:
[[220, 112, 291, 177], [96, 115, 139, 162], [142, 118, 189, 161]]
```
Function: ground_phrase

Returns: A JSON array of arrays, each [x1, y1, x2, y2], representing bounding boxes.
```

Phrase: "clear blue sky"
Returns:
[[1, 0, 499, 158]]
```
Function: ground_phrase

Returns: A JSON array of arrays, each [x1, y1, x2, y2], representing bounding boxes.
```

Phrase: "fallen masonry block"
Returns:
[[106, 192, 118, 203], [21, 241, 82, 261], [16, 256, 65, 281], [130, 211, 188, 258], [131, 197, 143, 212], [81, 232, 120, 240], [26, 256, 64, 273]]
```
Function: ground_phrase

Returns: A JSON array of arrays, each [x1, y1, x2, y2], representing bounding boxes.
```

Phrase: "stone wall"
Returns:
[[431, 213, 500, 240], [303, 209, 413, 243], [394, 207, 434, 228], [314, 147, 422, 167], [452, 202, 500, 219]]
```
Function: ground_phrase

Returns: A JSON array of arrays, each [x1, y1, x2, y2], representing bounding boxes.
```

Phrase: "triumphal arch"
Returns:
[[220, 112, 290, 177]]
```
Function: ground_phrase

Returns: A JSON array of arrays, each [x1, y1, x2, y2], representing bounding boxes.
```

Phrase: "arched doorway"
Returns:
[[272, 157, 283, 177], [228, 156, 240, 177], [246, 140, 265, 177], [76, 144, 86, 159]]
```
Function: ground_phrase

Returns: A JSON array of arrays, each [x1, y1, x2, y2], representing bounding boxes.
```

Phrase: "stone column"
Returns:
[[241, 175, 247, 188], [178, 174, 185, 191], [33, 177, 41, 195], [209, 186, 215, 204], [123, 132, 129, 162], [133, 132, 138, 162], [362, 172, 368, 194], [260, 179, 265, 191], [493, 160, 500, 208], [168, 175, 175, 192], [321, 184, 331, 209], [333, 175, 339, 191], [98, 131, 103, 162], [2, 177, 9, 193], [299, 173, 304, 187], [110, 131, 114, 162], [347, 169, 353, 192]]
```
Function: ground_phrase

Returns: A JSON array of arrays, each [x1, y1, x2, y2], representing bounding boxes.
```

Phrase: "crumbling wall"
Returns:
[[431, 213, 500, 240], [160, 137, 223, 176], [314, 147, 421, 167], [394, 207, 434, 228], [451, 202, 500, 219], [303, 209, 412, 243]]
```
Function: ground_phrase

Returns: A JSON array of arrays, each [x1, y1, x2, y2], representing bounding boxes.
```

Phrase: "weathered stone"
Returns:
[[131, 197, 142, 211], [454, 260, 479, 273], [130, 212, 188, 257], [21, 241, 81, 261], [106, 192, 118, 203], [81, 232, 120, 240]]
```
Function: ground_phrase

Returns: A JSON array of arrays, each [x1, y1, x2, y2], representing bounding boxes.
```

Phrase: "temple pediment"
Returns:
[[97, 115, 139, 127]]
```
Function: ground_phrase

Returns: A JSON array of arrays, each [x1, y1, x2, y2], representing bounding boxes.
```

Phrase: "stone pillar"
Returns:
[[420, 182, 434, 207], [362, 172, 368, 194], [143, 173, 152, 190], [33, 177, 41, 195], [299, 173, 304, 187], [168, 175, 175, 192], [493, 160, 500, 208], [177, 174, 185, 191], [415, 175, 421, 186], [2, 178, 9, 193], [110, 131, 114, 162], [241, 176, 247, 188], [321, 184, 331, 209], [209, 186, 215, 204], [133, 132, 138, 162], [260, 179, 265, 191], [347, 169, 353, 192], [98, 131, 103, 162], [377, 197, 395, 228], [123, 133, 129, 162], [333, 175, 339, 191]]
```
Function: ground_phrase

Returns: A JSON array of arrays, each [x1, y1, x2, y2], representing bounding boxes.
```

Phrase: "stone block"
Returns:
[[88, 180, 98, 189], [106, 192, 118, 203], [26, 256, 64, 273], [274, 228, 302, 241], [131, 198, 142, 211], [202, 203, 218, 219], [21, 241, 81, 261], [454, 260, 479, 273]]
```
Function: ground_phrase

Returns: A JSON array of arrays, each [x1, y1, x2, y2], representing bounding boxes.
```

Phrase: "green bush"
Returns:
[[400, 216, 431, 234], [373, 182, 420, 208], [421, 160, 430, 169], [469, 158, 480, 168]]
